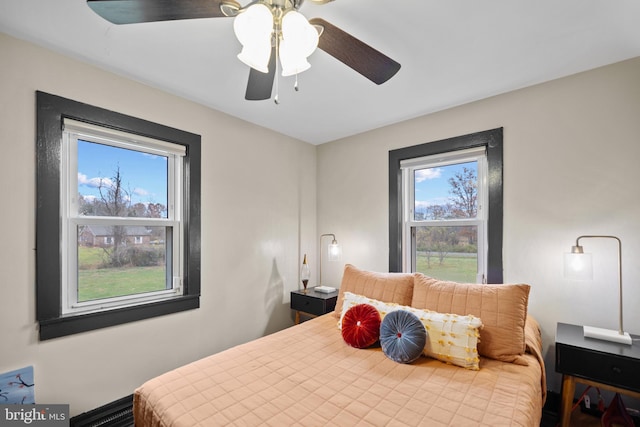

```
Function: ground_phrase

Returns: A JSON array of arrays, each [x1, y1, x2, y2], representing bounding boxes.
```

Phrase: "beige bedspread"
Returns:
[[134, 314, 545, 426]]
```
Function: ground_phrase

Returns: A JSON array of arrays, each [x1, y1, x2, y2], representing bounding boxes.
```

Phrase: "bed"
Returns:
[[134, 265, 546, 426]]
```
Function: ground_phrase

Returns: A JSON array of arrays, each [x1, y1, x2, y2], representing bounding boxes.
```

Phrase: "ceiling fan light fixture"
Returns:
[[237, 43, 272, 73], [86, 0, 402, 102], [280, 46, 311, 76], [234, 3, 274, 73], [279, 10, 319, 77]]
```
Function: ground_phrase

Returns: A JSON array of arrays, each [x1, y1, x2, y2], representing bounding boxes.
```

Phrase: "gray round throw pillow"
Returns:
[[380, 310, 427, 364]]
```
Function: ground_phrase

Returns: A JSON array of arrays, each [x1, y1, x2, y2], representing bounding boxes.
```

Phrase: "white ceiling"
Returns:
[[2, 0, 640, 144]]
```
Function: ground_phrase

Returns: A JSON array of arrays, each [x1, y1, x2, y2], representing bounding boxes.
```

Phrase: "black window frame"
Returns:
[[36, 91, 201, 340], [389, 128, 503, 283]]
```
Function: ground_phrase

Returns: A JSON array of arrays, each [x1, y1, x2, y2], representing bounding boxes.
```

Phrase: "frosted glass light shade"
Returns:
[[328, 242, 342, 261], [237, 43, 272, 73], [233, 4, 273, 44], [233, 4, 273, 73], [319, 233, 340, 286], [563, 252, 593, 280], [280, 10, 318, 76], [279, 43, 311, 76]]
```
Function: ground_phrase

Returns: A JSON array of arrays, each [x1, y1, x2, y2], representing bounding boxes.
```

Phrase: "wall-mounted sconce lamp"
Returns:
[[319, 233, 341, 286], [564, 235, 632, 345]]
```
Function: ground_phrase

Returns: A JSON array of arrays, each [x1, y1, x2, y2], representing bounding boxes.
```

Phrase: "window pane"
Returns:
[[77, 225, 169, 302], [414, 161, 478, 221], [415, 225, 478, 282], [77, 140, 168, 218]]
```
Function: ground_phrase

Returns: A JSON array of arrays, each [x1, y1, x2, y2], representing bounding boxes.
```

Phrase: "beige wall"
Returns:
[[318, 56, 640, 392], [3, 27, 640, 411], [0, 32, 316, 414]]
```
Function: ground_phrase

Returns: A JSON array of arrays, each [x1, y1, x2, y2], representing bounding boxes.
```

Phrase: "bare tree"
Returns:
[[416, 166, 478, 268], [448, 166, 477, 218], [97, 167, 130, 267], [77, 167, 168, 269]]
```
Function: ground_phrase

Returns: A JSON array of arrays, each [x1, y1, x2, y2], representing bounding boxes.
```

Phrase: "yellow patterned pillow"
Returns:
[[339, 292, 483, 370], [411, 308, 482, 370]]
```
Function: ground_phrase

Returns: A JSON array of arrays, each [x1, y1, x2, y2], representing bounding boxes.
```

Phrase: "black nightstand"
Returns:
[[290, 288, 338, 324], [555, 322, 640, 427]]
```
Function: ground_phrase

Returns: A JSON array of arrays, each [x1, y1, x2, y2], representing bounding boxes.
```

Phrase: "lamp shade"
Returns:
[[328, 241, 342, 261], [319, 233, 340, 286], [563, 251, 593, 281], [233, 4, 273, 73], [279, 10, 318, 76]]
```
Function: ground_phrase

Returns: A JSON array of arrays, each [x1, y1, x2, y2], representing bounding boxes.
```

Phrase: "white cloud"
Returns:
[[414, 168, 442, 183], [415, 197, 448, 209], [415, 200, 431, 209], [133, 187, 149, 197], [78, 173, 113, 188], [78, 173, 152, 203]]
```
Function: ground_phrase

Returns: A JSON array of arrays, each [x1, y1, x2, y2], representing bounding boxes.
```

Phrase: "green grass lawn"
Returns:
[[78, 247, 166, 301], [78, 246, 107, 269], [416, 254, 477, 283], [78, 265, 166, 301]]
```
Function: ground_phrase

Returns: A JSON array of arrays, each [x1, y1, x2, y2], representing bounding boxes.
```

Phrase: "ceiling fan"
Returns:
[[86, 0, 401, 101]]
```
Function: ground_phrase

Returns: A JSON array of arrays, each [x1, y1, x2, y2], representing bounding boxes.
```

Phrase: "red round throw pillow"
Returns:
[[341, 304, 382, 349]]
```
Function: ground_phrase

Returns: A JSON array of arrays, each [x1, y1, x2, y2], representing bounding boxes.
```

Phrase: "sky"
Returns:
[[77, 140, 474, 213], [77, 140, 168, 206], [414, 160, 476, 210]]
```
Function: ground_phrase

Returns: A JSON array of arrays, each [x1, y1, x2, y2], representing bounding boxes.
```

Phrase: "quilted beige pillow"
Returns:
[[333, 264, 414, 318], [412, 273, 531, 364]]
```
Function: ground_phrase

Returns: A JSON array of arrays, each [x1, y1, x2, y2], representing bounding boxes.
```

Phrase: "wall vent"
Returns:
[[70, 394, 133, 427]]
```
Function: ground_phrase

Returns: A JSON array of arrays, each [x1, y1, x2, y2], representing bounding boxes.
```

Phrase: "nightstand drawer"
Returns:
[[290, 289, 338, 318], [291, 293, 327, 316], [556, 344, 640, 393]]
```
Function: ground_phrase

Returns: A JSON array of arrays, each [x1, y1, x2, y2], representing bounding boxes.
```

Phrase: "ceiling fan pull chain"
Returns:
[[274, 30, 280, 104], [274, 61, 280, 104], [294, 74, 299, 92]]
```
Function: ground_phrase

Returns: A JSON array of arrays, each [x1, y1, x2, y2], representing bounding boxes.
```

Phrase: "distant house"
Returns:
[[79, 225, 152, 247]]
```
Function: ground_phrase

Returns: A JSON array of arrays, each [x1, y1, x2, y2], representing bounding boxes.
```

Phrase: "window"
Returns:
[[36, 91, 201, 340], [62, 119, 184, 314], [402, 147, 487, 282], [389, 128, 503, 283]]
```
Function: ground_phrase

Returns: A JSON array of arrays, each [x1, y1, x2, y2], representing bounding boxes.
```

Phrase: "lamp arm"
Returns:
[[575, 235, 623, 335]]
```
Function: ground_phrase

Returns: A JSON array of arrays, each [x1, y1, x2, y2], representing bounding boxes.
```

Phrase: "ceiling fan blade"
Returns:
[[87, 0, 240, 25], [245, 48, 277, 101], [309, 18, 401, 85]]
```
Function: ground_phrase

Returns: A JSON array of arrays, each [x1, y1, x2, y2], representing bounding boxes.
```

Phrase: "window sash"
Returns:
[[61, 124, 184, 315], [63, 118, 186, 157], [408, 222, 485, 283], [400, 146, 485, 169], [401, 149, 488, 282]]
